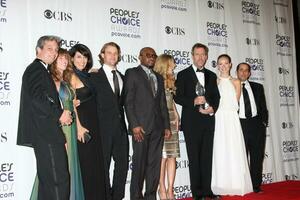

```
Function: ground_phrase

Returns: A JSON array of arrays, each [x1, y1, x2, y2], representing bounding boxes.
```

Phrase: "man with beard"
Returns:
[[174, 43, 220, 200]]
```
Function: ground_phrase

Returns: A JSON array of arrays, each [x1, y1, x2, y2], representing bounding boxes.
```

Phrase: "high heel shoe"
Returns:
[[167, 189, 175, 200], [158, 190, 168, 200]]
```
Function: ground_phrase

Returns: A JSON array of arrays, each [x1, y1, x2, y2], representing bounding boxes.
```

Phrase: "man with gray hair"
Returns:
[[17, 35, 72, 199]]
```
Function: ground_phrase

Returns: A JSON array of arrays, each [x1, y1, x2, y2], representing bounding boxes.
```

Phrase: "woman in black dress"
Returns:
[[69, 44, 106, 199]]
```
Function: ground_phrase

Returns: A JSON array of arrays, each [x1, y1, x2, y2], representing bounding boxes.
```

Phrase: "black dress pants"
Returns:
[[240, 116, 266, 189], [33, 138, 70, 200], [184, 126, 215, 198], [130, 129, 164, 200], [102, 130, 129, 200]]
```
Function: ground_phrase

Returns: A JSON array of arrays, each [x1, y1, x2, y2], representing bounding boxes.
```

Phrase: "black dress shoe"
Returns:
[[193, 196, 206, 200], [211, 195, 221, 200], [253, 187, 263, 193]]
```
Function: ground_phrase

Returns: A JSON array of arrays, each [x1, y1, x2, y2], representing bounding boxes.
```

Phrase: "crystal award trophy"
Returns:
[[195, 82, 205, 109]]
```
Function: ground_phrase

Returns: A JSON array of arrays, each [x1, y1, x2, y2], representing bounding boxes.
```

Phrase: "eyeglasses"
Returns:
[[144, 53, 157, 59]]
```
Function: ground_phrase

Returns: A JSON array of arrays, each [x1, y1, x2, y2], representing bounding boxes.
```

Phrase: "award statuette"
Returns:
[[195, 82, 205, 109]]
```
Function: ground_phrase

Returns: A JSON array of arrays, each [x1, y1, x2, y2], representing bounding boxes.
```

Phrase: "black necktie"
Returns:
[[242, 83, 252, 118], [196, 68, 204, 73], [149, 71, 156, 97], [112, 70, 120, 98]]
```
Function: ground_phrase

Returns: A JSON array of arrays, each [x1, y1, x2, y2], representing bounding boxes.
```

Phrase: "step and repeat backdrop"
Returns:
[[0, 0, 299, 199]]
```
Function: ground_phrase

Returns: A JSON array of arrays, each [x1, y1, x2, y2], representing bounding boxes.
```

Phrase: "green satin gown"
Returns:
[[30, 82, 85, 200]]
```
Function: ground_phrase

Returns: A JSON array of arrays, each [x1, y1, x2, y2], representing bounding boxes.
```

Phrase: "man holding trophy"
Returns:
[[175, 43, 220, 200]]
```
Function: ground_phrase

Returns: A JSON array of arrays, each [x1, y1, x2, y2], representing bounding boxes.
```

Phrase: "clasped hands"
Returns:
[[59, 99, 80, 126], [194, 96, 214, 115], [132, 126, 171, 142], [59, 110, 73, 126]]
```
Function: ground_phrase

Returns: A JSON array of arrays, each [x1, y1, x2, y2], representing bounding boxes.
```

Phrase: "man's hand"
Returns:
[[164, 129, 171, 139], [194, 96, 206, 106], [263, 122, 269, 127], [59, 110, 73, 126], [132, 126, 145, 142], [199, 106, 214, 115]]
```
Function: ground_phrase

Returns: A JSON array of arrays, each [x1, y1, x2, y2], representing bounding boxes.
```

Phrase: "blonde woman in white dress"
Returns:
[[211, 54, 253, 196]]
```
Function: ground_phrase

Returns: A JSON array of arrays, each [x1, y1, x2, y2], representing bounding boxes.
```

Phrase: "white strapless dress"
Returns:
[[211, 77, 253, 196]]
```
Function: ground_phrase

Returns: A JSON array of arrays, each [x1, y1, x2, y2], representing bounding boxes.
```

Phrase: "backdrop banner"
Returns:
[[0, 0, 299, 199]]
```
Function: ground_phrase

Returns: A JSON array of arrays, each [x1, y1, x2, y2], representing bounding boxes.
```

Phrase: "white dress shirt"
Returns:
[[192, 64, 205, 87], [102, 64, 123, 94], [239, 80, 257, 119], [39, 60, 48, 70], [192, 64, 211, 110]]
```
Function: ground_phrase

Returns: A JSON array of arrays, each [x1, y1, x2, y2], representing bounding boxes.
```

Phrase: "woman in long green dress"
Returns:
[[30, 48, 84, 200]]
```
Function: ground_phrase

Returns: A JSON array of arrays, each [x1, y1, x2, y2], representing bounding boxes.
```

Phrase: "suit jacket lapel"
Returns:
[[137, 65, 154, 96], [39, 62, 61, 105], [117, 70, 124, 81], [45, 68, 56, 91], [249, 82, 259, 106], [98, 67, 116, 97], [153, 71, 161, 98], [187, 65, 198, 87], [204, 68, 209, 92]]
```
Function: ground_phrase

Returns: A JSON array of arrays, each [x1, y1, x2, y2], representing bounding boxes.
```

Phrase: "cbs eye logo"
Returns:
[[278, 67, 289, 75], [207, 0, 224, 9], [44, 9, 52, 19], [165, 26, 172, 34], [211, 60, 217, 68], [165, 26, 185, 36], [44, 9, 72, 22]]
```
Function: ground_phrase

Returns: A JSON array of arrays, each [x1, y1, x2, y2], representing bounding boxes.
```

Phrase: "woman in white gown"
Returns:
[[211, 54, 253, 196]]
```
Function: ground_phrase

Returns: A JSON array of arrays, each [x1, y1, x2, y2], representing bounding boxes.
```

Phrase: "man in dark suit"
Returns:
[[17, 35, 72, 200], [124, 47, 171, 200], [174, 43, 220, 200], [90, 42, 128, 200], [237, 62, 268, 193]]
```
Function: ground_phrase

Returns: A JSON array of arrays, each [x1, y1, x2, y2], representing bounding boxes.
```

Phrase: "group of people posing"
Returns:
[[17, 35, 268, 200]]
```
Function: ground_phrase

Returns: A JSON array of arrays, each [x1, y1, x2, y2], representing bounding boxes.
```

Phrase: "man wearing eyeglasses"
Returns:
[[124, 47, 171, 200]]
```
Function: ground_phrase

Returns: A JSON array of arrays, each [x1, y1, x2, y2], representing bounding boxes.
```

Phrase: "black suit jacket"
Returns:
[[90, 67, 127, 136], [124, 65, 170, 134], [174, 65, 220, 132], [249, 81, 268, 126], [17, 59, 64, 147]]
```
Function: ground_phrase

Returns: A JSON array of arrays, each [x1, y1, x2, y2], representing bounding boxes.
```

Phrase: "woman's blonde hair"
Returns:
[[153, 54, 176, 92]]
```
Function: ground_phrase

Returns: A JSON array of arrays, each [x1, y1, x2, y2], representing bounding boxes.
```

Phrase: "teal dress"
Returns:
[[30, 82, 85, 200]]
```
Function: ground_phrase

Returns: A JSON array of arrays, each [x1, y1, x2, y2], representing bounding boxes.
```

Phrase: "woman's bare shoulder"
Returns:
[[230, 77, 241, 86]]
